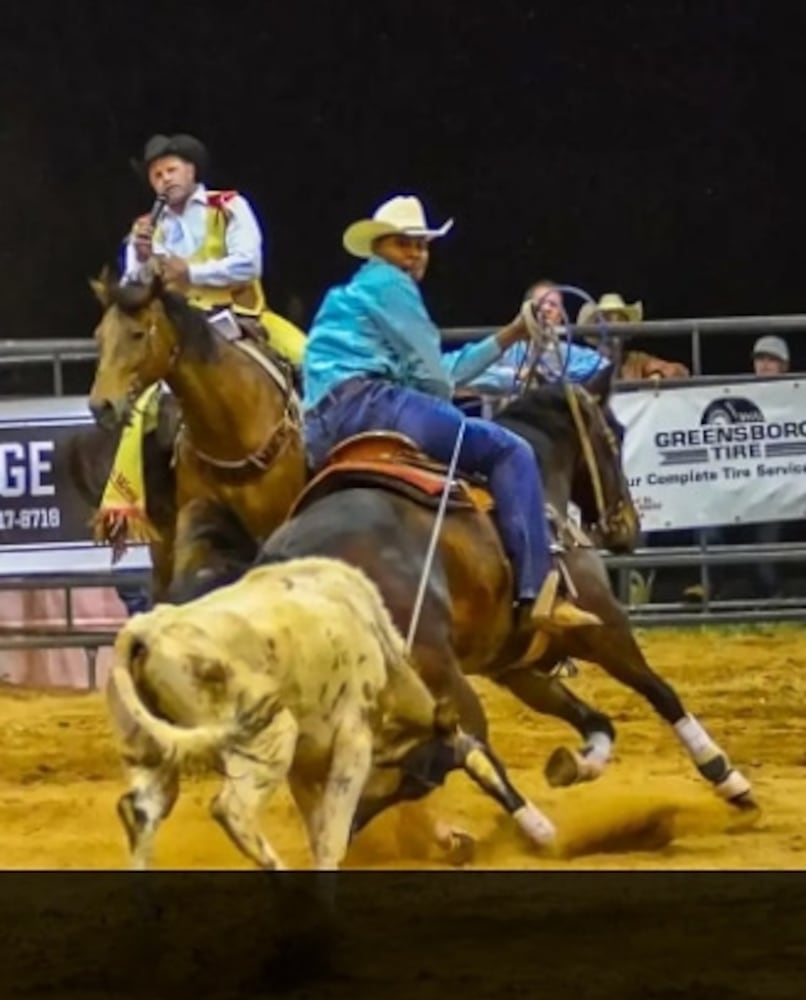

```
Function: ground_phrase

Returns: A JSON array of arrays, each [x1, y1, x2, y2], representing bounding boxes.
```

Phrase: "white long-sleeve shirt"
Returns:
[[121, 183, 264, 287]]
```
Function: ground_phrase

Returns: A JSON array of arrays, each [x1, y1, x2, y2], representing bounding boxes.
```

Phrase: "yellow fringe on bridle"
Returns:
[[92, 383, 162, 563]]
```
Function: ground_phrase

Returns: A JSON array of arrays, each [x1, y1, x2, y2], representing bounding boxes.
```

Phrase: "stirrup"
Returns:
[[531, 568, 560, 620], [530, 569, 602, 632]]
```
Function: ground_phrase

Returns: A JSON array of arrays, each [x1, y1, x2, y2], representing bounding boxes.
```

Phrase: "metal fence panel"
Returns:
[[2, 317, 805, 636]]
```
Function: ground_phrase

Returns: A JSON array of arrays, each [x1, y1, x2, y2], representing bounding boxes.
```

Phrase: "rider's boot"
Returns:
[[529, 568, 602, 633]]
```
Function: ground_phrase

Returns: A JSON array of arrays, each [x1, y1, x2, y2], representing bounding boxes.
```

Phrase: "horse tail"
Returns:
[[107, 629, 239, 764]]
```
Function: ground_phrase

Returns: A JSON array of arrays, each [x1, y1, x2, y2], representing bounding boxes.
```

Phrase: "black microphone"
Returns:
[[148, 193, 168, 227]]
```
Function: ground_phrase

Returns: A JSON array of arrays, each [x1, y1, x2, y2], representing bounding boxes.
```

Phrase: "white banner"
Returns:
[[610, 378, 806, 532]]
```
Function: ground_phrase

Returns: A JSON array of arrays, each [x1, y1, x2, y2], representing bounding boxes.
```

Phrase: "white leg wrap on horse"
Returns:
[[673, 713, 720, 765], [578, 755, 606, 782], [584, 731, 613, 767], [513, 803, 556, 847], [714, 769, 752, 801]]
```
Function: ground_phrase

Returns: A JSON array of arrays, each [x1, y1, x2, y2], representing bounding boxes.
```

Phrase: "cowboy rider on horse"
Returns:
[[301, 194, 603, 637], [122, 132, 306, 367]]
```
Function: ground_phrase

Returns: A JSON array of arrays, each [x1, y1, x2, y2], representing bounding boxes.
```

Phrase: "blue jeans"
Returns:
[[304, 378, 552, 602]]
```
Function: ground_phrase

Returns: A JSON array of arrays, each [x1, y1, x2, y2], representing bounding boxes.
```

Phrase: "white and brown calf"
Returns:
[[106, 556, 462, 871]]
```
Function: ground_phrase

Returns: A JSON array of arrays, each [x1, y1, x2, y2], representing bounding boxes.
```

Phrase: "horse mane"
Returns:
[[105, 278, 219, 362]]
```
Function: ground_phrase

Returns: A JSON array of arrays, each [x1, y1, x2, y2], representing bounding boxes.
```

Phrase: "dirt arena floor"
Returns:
[[2, 623, 805, 871]]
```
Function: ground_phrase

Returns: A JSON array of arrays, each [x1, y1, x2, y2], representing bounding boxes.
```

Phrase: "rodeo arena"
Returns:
[[1, 157, 806, 877]]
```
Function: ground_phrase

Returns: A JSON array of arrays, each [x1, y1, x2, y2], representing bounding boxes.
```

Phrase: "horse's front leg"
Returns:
[[169, 497, 256, 603], [571, 625, 756, 809], [559, 550, 757, 811], [391, 636, 556, 859], [148, 528, 176, 604], [497, 662, 617, 787], [414, 642, 557, 851]]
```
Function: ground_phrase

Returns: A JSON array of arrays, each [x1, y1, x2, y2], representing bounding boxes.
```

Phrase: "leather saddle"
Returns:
[[289, 431, 493, 518], [288, 430, 594, 554]]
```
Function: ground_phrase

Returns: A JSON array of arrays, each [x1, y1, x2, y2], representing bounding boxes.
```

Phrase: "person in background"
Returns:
[[114, 578, 151, 616], [111, 133, 303, 618], [686, 334, 792, 604], [576, 292, 690, 605], [463, 279, 609, 399], [751, 334, 789, 376], [577, 292, 690, 381]]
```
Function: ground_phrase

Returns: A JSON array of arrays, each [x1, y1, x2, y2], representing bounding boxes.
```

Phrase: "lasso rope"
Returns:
[[518, 283, 610, 525], [405, 419, 467, 653]]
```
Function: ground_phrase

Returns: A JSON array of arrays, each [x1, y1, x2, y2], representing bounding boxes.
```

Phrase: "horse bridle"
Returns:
[[564, 383, 633, 539]]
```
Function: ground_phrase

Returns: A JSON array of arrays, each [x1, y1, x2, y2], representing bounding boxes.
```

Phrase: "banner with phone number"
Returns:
[[0, 398, 99, 548]]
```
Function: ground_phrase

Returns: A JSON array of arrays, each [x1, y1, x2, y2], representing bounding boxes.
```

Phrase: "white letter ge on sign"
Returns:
[[29, 440, 56, 496], [0, 441, 56, 498]]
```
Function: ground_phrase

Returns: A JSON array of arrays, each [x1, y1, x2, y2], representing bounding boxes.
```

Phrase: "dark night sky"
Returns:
[[2, 0, 804, 376]]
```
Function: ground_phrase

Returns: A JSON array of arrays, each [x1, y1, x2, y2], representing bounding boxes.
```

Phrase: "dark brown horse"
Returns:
[[85, 273, 307, 601], [225, 368, 756, 838]]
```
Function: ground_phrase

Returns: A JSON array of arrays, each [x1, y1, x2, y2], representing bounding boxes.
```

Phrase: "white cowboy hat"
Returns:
[[577, 292, 644, 327], [342, 195, 454, 258]]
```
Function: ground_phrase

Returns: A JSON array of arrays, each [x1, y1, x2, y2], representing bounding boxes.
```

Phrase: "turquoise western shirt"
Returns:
[[302, 257, 503, 410]]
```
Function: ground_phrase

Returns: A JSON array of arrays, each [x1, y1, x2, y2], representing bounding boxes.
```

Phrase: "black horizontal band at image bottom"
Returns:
[[1, 871, 803, 998]]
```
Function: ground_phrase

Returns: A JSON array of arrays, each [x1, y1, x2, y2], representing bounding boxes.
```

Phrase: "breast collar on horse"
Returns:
[[167, 332, 302, 473]]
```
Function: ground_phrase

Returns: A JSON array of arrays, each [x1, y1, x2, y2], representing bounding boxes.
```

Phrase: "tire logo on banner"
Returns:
[[610, 379, 806, 531], [655, 397, 806, 467]]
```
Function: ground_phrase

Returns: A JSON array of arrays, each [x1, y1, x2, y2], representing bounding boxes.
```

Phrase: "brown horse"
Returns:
[[86, 273, 307, 600], [225, 368, 756, 837]]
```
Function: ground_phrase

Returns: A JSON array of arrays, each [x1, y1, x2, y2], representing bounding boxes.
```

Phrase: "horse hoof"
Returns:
[[441, 828, 476, 867], [729, 791, 759, 812], [544, 746, 583, 788], [715, 768, 754, 807], [513, 803, 556, 848]]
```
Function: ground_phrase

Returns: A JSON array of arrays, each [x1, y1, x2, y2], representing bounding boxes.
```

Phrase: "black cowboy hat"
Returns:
[[131, 133, 210, 181]]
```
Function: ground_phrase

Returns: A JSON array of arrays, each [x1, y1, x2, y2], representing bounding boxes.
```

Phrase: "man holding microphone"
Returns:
[[122, 132, 306, 365]]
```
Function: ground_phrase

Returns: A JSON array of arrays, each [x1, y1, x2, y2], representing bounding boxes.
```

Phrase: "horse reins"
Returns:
[[519, 297, 621, 535], [563, 382, 608, 526]]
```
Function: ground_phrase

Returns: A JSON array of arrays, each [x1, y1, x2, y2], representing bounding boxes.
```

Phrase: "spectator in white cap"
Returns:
[[752, 335, 789, 376], [688, 331, 792, 606]]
